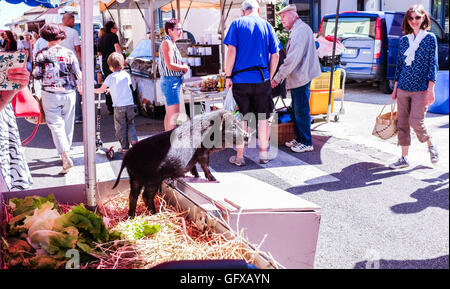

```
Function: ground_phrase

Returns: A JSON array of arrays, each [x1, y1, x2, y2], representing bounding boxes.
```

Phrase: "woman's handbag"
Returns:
[[11, 86, 44, 146], [372, 101, 398, 140]]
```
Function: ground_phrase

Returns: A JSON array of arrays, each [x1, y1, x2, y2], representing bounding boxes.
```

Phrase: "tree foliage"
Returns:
[[275, 0, 290, 49]]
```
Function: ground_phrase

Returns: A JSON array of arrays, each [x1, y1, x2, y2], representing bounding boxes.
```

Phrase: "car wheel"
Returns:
[[380, 79, 394, 94]]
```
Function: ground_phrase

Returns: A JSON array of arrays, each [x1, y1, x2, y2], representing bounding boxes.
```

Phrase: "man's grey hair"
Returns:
[[242, 0, 259, 12]]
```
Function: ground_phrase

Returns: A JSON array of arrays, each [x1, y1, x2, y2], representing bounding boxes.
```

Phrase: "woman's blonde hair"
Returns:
[[107, 52, 124, 71], [98, 27, 105, 39], [402, 5, 431, 35]]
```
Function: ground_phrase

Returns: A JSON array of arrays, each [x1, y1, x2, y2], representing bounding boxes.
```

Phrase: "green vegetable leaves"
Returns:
[[3, 196, 116, 269], [113, 216, 160, 240]]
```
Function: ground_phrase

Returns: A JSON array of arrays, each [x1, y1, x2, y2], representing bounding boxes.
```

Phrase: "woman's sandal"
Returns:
[[229, 155, 246, 167], [60, 157, 74, 175]]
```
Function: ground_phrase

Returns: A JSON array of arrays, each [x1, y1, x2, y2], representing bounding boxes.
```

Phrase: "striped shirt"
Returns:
[[158, 35, 184, 77]]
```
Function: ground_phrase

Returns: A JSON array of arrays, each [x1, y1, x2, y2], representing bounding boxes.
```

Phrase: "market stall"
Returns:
[[1, 0, 324, 269], [101, 0, 276, 117]]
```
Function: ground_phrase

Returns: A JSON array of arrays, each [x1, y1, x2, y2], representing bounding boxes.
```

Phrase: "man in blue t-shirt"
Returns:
[[224, 0, 281, 166]]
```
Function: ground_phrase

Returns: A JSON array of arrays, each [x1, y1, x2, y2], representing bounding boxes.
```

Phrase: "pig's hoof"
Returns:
[[206, 175, 217, 182]]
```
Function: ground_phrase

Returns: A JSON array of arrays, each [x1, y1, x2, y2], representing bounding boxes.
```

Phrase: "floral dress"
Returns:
[[0, 103, 32, 191]]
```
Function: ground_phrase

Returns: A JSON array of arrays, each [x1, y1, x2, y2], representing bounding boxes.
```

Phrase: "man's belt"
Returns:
[[231, 66, 267, 83]]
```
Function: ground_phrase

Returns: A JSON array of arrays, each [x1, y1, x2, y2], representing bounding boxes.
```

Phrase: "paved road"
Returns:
[[15, 82, 449, 269]]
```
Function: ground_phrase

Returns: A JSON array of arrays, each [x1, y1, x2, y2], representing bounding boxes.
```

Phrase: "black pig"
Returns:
[[112, 110, 248, 217]]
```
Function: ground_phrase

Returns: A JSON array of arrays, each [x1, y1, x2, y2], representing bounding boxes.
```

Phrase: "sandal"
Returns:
[[259, 151, 271, 164], [60, 157, 74, 175], [229, 155, 246, 167]]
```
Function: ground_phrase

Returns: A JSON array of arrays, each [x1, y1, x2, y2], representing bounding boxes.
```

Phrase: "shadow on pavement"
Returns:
[[209, 135, 331, 173], [26, 158, 66, 178], [354, 255, 449, 269], [390, 173, 449, 214], [287, 162, 432, 195]]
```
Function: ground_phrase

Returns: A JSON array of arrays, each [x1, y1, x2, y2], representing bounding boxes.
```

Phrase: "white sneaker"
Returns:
[[291, 143, 314, 153], [285, 139, 299, 148]]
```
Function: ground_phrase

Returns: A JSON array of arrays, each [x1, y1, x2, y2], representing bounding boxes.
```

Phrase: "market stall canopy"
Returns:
[[160, 0, 278, 11], [100, 0, 276, 12], [1, 0, 60, 8], [100, 0, 173, 11], [161, 0, 219, 12]]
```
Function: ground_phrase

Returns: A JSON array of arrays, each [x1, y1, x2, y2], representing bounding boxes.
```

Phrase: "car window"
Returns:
[[321, 17, 376, 39], [429, 18, 444, 42], [385, 13, 404, 37]]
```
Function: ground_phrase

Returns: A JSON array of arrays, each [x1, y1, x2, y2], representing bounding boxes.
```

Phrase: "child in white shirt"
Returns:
[[95, 52, 137, 152]]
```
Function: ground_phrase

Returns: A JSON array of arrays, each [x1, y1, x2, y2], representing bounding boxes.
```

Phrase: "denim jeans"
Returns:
[[290, 82, 312, 146], [114, 105, 138, 150]]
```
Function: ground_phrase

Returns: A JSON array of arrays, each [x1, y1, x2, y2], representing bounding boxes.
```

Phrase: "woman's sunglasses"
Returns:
[[408, 15, 423, 21]]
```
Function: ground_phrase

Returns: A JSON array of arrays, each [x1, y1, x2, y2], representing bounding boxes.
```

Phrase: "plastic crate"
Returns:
[[309, 89, 341, 115], [310, 70, 341, 90]]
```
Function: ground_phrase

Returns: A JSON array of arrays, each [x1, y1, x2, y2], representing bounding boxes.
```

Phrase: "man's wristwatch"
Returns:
[[225, 76, 232, 79]]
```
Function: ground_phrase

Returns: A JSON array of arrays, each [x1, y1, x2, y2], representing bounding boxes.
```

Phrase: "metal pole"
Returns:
[[148, 0, 157, 107], [116, 1, 123, 45], [326, 0, 340, 122], [80, 0, 97, 209], [176, 0, 181, 21], [220, 0, 226, 73]]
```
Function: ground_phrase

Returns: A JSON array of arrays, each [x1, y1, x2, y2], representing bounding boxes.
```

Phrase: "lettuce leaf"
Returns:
[[9, 194, 61, 217], [54, 204, 111, 244], [113, 216, 160, 240]]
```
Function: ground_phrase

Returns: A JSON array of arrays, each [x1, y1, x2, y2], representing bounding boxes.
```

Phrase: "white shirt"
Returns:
[[104, 70, 134, 107], [60, 26, 81, 59], [16, 39, 24, 50], [32, 38, 48, 61]]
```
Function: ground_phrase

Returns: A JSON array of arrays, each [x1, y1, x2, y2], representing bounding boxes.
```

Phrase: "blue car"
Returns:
[[319, 11, 449, 93]]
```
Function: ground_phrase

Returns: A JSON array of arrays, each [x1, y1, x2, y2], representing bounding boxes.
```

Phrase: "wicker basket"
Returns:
[[273, 122, 295, 145]]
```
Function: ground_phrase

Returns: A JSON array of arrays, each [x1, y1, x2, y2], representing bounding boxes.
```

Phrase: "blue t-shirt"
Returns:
[[224, 15, 281, 83]]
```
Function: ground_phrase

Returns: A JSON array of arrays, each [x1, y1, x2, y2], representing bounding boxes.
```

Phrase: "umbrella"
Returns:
[[1, 0, 60, 8]]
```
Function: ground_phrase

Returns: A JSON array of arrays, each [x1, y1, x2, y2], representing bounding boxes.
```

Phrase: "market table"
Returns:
[[182, 79, 226, 118]]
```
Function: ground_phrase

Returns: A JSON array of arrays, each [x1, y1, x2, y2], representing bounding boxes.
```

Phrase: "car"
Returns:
[[319, 11, 449, 93]]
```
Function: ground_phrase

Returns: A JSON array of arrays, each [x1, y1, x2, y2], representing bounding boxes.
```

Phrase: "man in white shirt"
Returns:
[[61, 13, 83, 123], [61, 13, 81, 61]]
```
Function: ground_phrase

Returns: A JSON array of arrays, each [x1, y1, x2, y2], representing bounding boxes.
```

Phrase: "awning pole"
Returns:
[[326, 0, 340, 122], [148, 0, 157, 107], [220, 0, 226, 73], [135, 1, 153, 32], [116, 1, 123, 45], [176, 0, 181, 21], [81, 0, 97, 209]]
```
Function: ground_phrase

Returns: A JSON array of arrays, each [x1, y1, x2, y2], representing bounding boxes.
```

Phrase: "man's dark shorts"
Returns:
[[232, 81, 274, 120]]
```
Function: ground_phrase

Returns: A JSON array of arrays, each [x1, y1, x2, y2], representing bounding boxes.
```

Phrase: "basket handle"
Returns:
[[378, 100, 396, 118]]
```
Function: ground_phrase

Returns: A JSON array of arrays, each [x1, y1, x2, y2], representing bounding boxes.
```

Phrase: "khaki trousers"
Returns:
[[396, 89, 431, 147]]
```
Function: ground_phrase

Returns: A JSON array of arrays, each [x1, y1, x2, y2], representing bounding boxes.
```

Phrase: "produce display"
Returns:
[[1, 192, 269, 269], [201, 78, 219, 92], [1, 195, 117, 268]]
